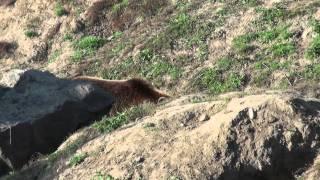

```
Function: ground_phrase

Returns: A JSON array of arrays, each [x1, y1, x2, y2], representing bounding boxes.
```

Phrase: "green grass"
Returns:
[[48, 50, 61, 63], [137, 49, 182, 81], [302, 64, 320, 80], [68, 153, 88, 167], [110, 31, 123, 40], [253, 70, 272, 87], [196, 68, 244, 94], [270, 42, 295, 57], [310, 19, 320, 34], [256, 26, 293, 43], [111, 43, 126, 57], [47, 134, 88, 166], [55, 3, 67, 17], [24, 30, 39, 38], [143, 122, 156, 129], [232, 33, 257, 53], [146, 11, 214, 62], [240, 0, 260, 7], [74, 36, 104, 49], [169, 13, 192, 37], [93, 172, 116, 180], [101, 57, 134, 79], [92, 103, 155, 133], [255, 5, 286, 24], [101, 49, 181, 83], [112, 0, 129, 13], [306, 35, 320, 60], [63, 33, 73, 41], [71, 36, 105, 62], [216, 57, 233, 71], [254, 59, 290, 71]]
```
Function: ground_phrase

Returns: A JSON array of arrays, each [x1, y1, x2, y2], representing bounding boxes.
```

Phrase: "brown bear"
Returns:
[[72, 76, 170, 113]]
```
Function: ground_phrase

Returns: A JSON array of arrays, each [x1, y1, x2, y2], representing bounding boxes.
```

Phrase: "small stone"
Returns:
[[199, 114, 210, 122], [248, 108, 255, 120], [135, 156, 144, 163]]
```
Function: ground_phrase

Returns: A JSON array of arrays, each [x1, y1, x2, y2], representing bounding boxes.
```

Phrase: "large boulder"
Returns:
[[0, 70, 114, 175]]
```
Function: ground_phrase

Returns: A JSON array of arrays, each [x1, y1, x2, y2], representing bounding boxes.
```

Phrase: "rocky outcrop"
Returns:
[[0, 70, 114, 176]]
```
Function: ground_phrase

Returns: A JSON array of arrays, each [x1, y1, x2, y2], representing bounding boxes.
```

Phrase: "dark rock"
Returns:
[[0, 70, 114, 175]]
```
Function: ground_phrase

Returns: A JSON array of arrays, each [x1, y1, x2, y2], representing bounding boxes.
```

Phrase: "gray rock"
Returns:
[[0, 69, 26, 87], [0, 70, 114, 175]]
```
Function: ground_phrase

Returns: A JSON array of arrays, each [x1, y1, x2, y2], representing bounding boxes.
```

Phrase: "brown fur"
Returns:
[[0, 0, 16, 6], [72, 76, 170, 112]]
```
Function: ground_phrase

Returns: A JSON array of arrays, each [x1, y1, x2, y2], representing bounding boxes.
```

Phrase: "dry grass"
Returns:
[[0, 41, 14, 57], [84, 0, 117, 25]]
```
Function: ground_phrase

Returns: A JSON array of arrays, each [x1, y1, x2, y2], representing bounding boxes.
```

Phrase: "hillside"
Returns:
[[0, 0, 320, 179]]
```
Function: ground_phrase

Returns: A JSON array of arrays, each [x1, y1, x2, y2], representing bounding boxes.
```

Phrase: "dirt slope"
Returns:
[[4, 91, 320, 180]]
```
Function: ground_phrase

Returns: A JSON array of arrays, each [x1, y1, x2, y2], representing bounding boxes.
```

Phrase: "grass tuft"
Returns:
[[93, 103, 155, 133], [306, 35, 320, 60], [71, 36, 105, 62], [25, 30, 39, 38], [55, 3, 67, 17], [68, 153, 88, 167]]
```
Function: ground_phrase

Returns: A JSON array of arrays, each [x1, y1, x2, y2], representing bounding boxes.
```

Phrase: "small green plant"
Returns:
[[93, 112, 128, 133], [232, 33, 257, 53], [112, 0, 129, 13], [310, 19, 320, 34], [196, 67, 244, 94], [241, 0, 260, 7], [93, 172, 115, 180], [47, 134, 88, 166], [256, 5, 286, 24], [48, 50, 61, 63], [139, 48, 154, 61], [253, 70, 272, 87], [71, 36, 105, 62], [93, 103, 155, 133], [270, 42, 295, 57], [169, 12, 192, 37], [74, 36, 104, 49], [137, 49, 182, 80], [143, 122, 156, 129], [216, 57, 233, 71], [257, 26, 293, 43], [112, 31, 123, 40], [55, 3, 67, 16], [302, 64, 320, 80], [306, 35, 320, 60], [141, 61, 182, 80], [254, 59, 290, 71], [111, 43, 126, 56], [169, 176, 182, 180], [24, 30, 39, 38], [68, 153, 88, 167], [101, 57, 134, 79], [63, 33, 73, 41]]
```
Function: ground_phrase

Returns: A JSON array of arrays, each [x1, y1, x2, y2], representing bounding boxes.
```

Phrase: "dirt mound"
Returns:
[[6, 92, 320, 180]]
